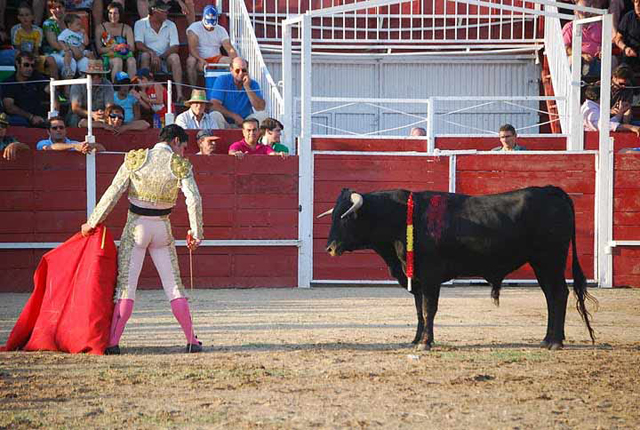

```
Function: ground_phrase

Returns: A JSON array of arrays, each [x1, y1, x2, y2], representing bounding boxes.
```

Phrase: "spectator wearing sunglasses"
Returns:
[[209, 57, 267, 128], [2, 51, 51, 127], [0, 113, 30, 161], [36, 116, 105, 152], [104, 104, 150, 134]]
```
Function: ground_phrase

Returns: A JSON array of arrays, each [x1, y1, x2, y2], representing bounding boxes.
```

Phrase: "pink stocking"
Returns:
[[170, 298, 198, 344], [108, 299, 135, 347]]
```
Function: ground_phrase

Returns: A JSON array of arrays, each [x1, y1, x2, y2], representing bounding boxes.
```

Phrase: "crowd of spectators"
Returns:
[[0, 0, 267, 137]]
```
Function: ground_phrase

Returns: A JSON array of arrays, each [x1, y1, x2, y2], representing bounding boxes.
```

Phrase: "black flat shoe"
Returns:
[[104, 345, 120, 355], [186, 343, 202, 353]]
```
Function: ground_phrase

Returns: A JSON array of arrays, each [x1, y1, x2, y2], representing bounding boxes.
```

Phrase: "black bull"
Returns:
[[319, 186, 596, 350]]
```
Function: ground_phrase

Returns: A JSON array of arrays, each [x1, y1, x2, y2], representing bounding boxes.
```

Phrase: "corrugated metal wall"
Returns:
[[265, 54, 542, 136]]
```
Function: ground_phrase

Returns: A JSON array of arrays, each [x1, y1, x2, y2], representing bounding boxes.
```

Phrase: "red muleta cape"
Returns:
[[1, 225, 117, 355]]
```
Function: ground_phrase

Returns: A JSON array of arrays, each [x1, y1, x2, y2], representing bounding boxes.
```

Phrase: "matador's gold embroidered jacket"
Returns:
[[87, 143, 204, 239]]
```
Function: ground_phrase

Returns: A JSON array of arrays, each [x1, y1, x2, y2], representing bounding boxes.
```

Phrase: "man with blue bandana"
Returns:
[[186, 5, 237, 90]]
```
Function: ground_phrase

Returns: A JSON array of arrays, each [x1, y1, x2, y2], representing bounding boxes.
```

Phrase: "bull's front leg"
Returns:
[[417, 285, 441, 351], [412, 291, 424, 344]]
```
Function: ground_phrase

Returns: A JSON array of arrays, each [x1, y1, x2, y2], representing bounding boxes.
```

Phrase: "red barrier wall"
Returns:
[[0, 152, 298, 292], [613, 154, 640, 287], [313, 153, 596, 282]]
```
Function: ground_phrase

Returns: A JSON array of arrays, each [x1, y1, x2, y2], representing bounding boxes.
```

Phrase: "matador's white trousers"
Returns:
[[116, 212, 186, 301]]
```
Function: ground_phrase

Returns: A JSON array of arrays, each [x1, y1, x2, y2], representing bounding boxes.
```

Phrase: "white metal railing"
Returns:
[[249, 0, 542, 48], [294, 95, 566, 144], [230, 0, 284, 120], [544, 4, 571, 134]]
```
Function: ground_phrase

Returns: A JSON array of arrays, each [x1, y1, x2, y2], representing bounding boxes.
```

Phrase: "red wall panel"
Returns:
[[612, 154, 640, 287]]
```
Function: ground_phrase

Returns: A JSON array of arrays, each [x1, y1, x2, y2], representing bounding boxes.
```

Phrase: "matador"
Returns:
[[81, 124, 204, 354]]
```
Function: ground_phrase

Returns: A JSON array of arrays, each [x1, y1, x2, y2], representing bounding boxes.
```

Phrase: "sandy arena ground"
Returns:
[[1, 286, 639, 429]]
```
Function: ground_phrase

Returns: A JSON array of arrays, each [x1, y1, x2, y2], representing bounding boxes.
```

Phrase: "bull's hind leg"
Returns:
[[531, 261, 570, 350]]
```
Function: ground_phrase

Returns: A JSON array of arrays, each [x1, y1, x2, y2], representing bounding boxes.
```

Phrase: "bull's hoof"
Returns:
[[539, 340, 550, 348], [416, 343, 431, 351], [548, 342, 564, 351]]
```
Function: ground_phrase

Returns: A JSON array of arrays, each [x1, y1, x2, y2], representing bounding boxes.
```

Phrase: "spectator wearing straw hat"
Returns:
[[0, 113, 30, 161], [68, 59, 115, 128], [2, 51, 50, 127], [175, 89, 227, 130]]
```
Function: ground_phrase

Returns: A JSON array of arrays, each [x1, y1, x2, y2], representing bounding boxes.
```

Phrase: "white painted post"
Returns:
[[568, 19, 583, 151], [596, 14, 614, 288], [426, 97, 435, 153], [86, 77, 94, 143], [49, 79, 57, 118], [86, 152, 97, 217], [298, 12, 313, 289], [282, 18, 294, 154], [165, 80, 174, 125]]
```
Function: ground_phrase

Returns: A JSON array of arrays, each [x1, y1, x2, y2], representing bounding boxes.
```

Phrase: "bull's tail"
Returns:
[[563, 189, 598, 343]]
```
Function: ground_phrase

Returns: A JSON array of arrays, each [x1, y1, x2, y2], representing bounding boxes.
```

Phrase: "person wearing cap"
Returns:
[[130, 67, 168, 124], [134, 0, 185, 103], [69, 59, 115, 128], [186, 4, 237, 90], [209, 57, 267, 128], [80, 124, 204, 355], [196, 129, 220, 155], [175, 89, 227, 130], [113, 71, 147, 126], [136, 0, 194, 22], [0, 113, 30, 161]]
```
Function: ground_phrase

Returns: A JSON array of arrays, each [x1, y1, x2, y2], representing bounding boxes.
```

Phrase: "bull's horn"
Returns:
[[341, 193, 363, 219], [317, 208, 334, 219]]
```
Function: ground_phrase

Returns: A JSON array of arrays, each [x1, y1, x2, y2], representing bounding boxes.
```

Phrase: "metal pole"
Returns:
[[49, 78, 57, 118], [568, 19, 583, 151], [427, 97, 435, 153], [86, 76, 94, 144], [282, 18, 294, 153], [298, 12, 313, 288], [166, 80, 174, 125]]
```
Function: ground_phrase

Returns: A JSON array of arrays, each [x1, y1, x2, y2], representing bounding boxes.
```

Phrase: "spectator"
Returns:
[[195, 129, 220, 155], [210, 57, 267, 128], [186, 5, 237, 90], [42, 0, 84, 78], [614, 0, 640, 71], [229, 118, 284, 158], [113, 71, 149, 127], [33, 0, 104, 27], [562, 0, 603, 80], [68, 59, 115, 128], [2, 51, 50, 127], [103, 104, 150, 134], [581, 85, 640, 135], [136, 0, 195, 22], [259, 117, 289, 155], [96, 2, 136, 82], [410, 127, 427, 136], [37, 116, 105, 152], [134, 0, 184, 102], [0, 113, 30, 161], [10, 3, 58, 77], [58, 13, 94, 79], [130, 68, 167, 127], [492, 124, 527, 151], [175, 89, 226, 130], [610, 64, 635, 122]]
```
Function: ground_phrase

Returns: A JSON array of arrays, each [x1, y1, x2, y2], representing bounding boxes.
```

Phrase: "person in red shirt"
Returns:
[[228, 118, 275, 158]]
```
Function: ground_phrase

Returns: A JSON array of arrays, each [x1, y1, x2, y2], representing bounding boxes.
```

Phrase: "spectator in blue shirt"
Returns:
[[36, 116, 105, 152], [209, 57, 267, 127]]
